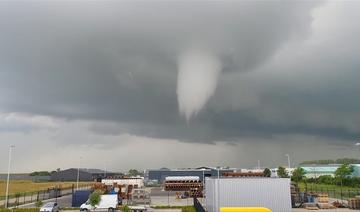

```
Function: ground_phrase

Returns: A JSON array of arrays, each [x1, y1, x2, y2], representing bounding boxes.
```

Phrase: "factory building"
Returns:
[[50, 168, 122, 181], [205, 177, 291, 212], [145, 167, 237, 183], [300, 164, 360, 178]]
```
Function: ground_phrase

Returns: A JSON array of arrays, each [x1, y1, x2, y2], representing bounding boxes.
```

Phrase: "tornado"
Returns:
[[177, 48, 222, 122]]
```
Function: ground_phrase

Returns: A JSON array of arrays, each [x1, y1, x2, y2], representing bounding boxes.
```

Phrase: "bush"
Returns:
[[35, 200, 43, 207], [182, 206, 196, 212], [122, 205, 131, 212], [89, 190, 102, 207]]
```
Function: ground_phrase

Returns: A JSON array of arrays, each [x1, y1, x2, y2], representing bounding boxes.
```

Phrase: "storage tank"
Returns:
[[205, 178, 291, 212]]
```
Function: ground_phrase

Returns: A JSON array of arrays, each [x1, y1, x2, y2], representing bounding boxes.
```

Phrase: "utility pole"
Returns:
[[285, 154, 291, 169], [5, 145, 15, 208], [77, 156, 82, 190]]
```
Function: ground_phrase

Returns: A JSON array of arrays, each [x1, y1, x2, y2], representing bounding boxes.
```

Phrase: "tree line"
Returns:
[[300, 158, 360, 165]]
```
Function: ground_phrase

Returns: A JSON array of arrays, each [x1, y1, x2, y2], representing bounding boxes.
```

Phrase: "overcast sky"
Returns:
[[1, 1, 360, 173]]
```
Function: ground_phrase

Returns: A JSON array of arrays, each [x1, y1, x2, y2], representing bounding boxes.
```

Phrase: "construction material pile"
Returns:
[[164, 176, 203, 197], [348, 196, 360, 209]]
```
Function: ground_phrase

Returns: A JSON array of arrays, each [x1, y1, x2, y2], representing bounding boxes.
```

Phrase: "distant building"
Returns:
[[351, 164, 360, 177], [270, 168, 295, 177], [50, 168, 122, 181], [145, 167, 237, 183], [299, 164, 360, 178], [0, 173, 50, 181], [300, 164, 340, 178]]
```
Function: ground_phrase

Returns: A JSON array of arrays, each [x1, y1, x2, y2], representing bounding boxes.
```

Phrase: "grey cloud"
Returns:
[[2, 1, 360, 145]]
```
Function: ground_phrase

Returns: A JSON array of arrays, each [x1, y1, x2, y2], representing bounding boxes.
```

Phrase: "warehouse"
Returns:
[[205, 177, 291, 212], [50, 168, 122, 181], [145, 167, 236, 183]]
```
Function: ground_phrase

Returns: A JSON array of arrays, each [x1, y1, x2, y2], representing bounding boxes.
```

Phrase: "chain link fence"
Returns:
[[0, 184, 92, 208]]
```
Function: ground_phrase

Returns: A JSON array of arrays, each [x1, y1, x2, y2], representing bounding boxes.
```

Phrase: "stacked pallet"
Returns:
[[303, 203, 318, 210], [164, 179, 203, 197], [348, 196, 360, 209], [316, 193, 331, 209]]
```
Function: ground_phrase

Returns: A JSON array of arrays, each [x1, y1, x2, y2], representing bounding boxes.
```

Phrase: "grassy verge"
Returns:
[[150, 206, 195, 211], [0, 209, 39, 212], [0, 180, 93, 199]]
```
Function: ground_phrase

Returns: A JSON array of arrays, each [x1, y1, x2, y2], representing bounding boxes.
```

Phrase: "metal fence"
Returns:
[[300, 184, 360, 200], [0, 184, 91, 208], [193, 197, 206, 212]]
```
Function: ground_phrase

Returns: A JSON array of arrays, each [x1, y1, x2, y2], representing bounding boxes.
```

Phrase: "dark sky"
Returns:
[[0, 1, 360, 172]]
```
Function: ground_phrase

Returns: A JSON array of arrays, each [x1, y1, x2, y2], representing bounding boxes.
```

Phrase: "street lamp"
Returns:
[[77, 156, 82, 190], [5, 145, 15, 208], [285, 154, 291, 169]]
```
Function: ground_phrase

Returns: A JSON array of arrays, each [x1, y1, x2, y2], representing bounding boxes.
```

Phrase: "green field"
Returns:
[[0, 180, 92, 197], [298, 182, 360, 199]]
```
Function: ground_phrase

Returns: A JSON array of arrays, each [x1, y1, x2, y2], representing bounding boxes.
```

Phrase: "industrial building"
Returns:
[[144, 167, 237, 183], [300, 165, 340, 178], [300, 164, 360, 178], [102, 178, 144, 187], [50, 168, 122, 181], [205, 177, 291, 212]]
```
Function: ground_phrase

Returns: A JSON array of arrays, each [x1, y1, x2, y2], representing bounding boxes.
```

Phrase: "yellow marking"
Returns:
[[220, 207, 272, 212]]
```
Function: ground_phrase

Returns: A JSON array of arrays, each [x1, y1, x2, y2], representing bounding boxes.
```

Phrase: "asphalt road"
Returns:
[[19, 195, 73, 208]]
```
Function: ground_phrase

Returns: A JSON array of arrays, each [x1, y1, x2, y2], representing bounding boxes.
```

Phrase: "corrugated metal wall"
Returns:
[[205, 178, 291, 212]]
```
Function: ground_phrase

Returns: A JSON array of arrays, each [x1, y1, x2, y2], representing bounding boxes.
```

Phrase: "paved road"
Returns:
[[19, 195, 73, 208]]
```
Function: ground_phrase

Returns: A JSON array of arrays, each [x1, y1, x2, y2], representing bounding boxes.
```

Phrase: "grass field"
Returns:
[[298, 182, 360, 199], [0, 180, 92, 197]]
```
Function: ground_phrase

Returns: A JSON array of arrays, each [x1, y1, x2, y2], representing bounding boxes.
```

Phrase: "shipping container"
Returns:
[[72, 190, 92, 207], [205, 178, 291, 212]]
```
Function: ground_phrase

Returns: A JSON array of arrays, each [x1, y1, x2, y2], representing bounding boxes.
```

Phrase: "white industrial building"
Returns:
[[205, 177, 291, 212], [101, 178, 144, 187]]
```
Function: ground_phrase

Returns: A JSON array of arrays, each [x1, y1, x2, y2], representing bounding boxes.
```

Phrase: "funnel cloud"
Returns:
[[177, 49, 222, 121]]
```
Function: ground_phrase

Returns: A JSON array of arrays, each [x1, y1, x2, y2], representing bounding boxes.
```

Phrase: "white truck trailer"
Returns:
[[80, 194, 118, 212]]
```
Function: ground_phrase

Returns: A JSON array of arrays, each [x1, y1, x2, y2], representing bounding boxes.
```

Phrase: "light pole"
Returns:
[[5, 145, 15, 208], [285, 154, 291, 169], [77, 156, 82, 190]]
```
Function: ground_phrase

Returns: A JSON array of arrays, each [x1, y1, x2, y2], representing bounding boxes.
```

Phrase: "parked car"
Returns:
[[80, 194, 118, 212], [40, 202, 59, 212]]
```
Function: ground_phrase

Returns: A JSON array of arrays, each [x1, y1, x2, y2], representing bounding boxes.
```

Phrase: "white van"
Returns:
[[80, 194, 118, 212]]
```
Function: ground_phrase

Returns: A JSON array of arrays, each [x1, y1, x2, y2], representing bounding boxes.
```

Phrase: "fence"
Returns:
[[0, 184, 92, 208], [300, 184, 360, 200], [193, 197, 206, 212]]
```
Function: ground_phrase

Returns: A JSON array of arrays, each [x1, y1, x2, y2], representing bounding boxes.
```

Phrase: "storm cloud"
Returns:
[[0, 1, 360, 171]]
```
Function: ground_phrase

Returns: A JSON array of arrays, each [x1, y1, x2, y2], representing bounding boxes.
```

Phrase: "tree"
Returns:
[[128, 169, 143, 177], [89, 190, 102, 207], [335, 164, 354, 187], [263, 168, 271, 177], [277, 166, 289, 178], [291, 167, 306, 185], [122, 205, 131, 212]]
